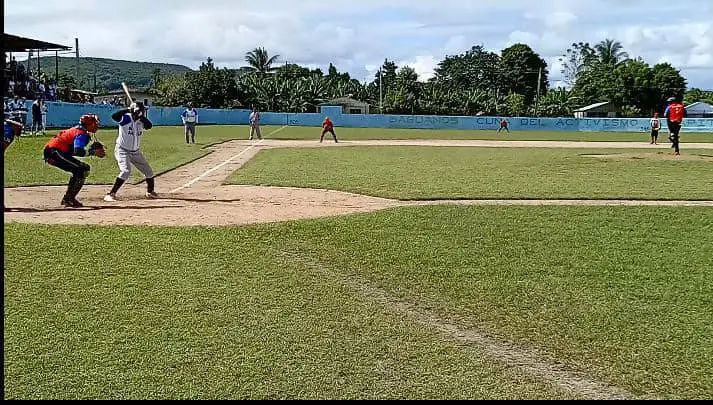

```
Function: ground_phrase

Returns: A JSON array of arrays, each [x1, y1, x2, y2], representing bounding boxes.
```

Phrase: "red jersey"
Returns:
[[46, 127, 90, 154], [665, 103, 686, 123], [323, 119, 334, 131], [500, 119, 508, 128]]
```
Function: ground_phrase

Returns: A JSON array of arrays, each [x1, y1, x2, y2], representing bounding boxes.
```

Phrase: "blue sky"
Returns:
[[5, 0, 713, 89]]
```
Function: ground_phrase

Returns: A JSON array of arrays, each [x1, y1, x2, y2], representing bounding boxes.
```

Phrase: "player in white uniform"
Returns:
[[181, 102, 198, 144], [104, 101, 159, 201], [249, 108, 262, 140]]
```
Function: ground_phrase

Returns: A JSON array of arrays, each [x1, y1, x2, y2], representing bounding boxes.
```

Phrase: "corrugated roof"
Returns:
[[3, 33, 71, 52], [686, 102, 713, 112], [573, 101, 612, 112], [319, 97, 368, 106]]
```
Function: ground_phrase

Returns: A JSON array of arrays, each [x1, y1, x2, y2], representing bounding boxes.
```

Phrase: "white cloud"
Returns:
[[4, 0, 712, 88]]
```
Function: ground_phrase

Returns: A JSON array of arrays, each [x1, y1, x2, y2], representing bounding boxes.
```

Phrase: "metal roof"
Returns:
[[3, 33, 71, 52], [573, 101, 612, 112]]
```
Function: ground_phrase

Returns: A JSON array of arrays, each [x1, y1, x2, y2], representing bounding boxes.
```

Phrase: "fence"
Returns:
[[11, 101, 713, 133]]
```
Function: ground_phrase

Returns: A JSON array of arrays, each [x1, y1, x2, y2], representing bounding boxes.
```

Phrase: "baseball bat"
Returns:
[[121, 82, 133, 105]]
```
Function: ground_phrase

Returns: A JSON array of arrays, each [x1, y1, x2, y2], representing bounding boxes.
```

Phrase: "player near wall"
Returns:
[[320, 116, 338, 143], [249, 107, 262, 140], [104, 101, 159, 202], [649, 112, 661, 145], [181, 102, 199, 144], [497, 118, 510, 134]]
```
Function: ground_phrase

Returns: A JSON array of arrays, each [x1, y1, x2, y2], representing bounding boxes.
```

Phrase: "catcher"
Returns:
[[43, 114, 106, 208]]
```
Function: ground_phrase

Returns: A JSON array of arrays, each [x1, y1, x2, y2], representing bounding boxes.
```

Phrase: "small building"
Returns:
[[94, 88, 154, 107], [319, 97, 370, 114], [685, 102, 713, 118], [573, 101, 618, 118]]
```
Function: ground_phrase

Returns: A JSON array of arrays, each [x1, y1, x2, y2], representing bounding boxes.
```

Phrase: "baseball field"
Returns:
[[4, 125, 713, 399]]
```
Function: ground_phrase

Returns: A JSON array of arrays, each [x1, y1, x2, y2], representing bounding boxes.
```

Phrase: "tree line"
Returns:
[[152, 39, 707, 117]]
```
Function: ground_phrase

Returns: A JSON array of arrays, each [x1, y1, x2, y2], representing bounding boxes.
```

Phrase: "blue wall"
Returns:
[[21, 101, 713, 133]]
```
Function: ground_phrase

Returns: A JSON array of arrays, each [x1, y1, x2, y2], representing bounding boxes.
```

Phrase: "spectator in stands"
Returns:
[[9, 96, 26, 133]]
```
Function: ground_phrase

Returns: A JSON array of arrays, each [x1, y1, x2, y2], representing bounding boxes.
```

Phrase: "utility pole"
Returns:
[[535, 67, 542, 117], [379, 67, 383, 114], [75, 38, 80, 89]]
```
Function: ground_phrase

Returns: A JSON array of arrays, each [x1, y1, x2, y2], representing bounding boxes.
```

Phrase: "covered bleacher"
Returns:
[[3, 33, 72, 100]]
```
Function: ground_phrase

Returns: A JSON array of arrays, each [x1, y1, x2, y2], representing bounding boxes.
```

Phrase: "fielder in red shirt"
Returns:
[[320, 116, 338, 143], [664, 96, 687, 155], [497, 118, 510, 134]]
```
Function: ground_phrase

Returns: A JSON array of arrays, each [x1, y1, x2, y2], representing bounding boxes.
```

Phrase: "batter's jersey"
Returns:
[[116, 113, 145, 151]]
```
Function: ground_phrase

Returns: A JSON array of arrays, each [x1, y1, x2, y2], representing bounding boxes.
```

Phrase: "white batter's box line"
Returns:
[[170, 138, 266, 193]]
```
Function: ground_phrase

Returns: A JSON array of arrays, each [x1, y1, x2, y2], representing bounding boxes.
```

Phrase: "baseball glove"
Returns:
[[89, 141, 106, 158]]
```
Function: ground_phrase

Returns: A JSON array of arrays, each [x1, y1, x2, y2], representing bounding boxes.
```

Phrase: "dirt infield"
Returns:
[[5, 139, 713, 227]]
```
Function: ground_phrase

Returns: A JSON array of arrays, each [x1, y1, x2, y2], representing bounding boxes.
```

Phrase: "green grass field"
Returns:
[[5, 124, 713, 188], [228, 146, 713, 200], [4, 206, 713, 399], [3, 126, 250, 186], [4, 125, 713, 399], [258, 125, 713, 142]]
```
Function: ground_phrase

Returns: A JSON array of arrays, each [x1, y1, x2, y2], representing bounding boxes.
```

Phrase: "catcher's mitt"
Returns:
[[89, 141, 106, 158]]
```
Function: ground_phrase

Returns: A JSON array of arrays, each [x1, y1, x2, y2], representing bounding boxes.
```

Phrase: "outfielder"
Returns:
[[104, 101, 159, 201], [181, 102, 198, 144], [249, 107, 262, 140]]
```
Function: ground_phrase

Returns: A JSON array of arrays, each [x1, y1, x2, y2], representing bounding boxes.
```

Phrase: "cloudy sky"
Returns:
[[5, 0, 713, 88]]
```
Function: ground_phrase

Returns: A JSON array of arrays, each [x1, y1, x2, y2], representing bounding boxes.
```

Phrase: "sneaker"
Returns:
[[146, 191, 160, 199], [103, 193, 117, 202]]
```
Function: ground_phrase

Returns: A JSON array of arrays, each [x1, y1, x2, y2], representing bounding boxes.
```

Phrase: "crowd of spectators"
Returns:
[[4, 55, 60, 101]]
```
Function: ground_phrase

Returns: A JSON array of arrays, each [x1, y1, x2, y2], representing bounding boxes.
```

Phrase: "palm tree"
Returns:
[[594, 39, 629, 66], [244, 47, 280, 75]]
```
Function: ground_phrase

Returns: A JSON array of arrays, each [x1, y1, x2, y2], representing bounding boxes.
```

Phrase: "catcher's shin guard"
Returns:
[[63, 175, 85, 201]]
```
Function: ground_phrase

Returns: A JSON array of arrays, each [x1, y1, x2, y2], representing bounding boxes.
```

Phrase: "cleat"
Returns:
[[61, 198, 82, 208], [146, 191, 160, 199], [103, 193, 117, 202]]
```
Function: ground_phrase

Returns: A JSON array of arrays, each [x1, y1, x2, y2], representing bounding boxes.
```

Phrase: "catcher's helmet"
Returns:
[[80, 114, 100, 133]]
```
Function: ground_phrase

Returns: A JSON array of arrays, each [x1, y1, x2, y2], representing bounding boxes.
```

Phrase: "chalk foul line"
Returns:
[[169, 126, 288, 193]]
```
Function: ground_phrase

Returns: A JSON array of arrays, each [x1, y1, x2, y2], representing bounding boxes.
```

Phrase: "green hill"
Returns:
[[25, 56, 193, 93]]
